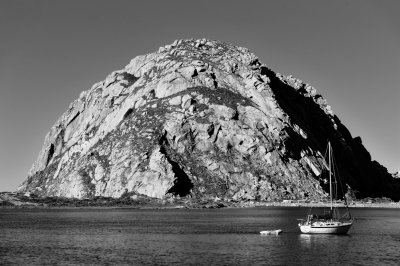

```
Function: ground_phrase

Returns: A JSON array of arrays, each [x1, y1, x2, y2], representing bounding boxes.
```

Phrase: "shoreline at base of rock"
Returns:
[[1, 192, 400, 209]]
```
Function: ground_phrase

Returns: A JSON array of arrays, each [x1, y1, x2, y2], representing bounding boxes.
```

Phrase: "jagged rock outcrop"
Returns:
[[18, 39, 400, 201]]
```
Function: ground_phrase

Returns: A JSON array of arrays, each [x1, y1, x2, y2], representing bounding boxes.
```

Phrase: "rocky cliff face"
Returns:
[[18, 39, 400, 201]]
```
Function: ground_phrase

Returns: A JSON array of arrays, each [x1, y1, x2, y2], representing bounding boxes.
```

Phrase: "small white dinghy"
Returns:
[[260, 229, 282, 235]]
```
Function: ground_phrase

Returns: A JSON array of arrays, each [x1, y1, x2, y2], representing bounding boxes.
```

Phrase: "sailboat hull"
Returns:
[[299, 221, 353, 234]]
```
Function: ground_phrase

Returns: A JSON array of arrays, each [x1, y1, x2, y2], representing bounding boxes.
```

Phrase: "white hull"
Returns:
[[299, 221, 353, 234]]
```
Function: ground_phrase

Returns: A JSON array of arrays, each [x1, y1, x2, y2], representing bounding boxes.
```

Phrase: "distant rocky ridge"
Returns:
[[18, 39, 400, 201]]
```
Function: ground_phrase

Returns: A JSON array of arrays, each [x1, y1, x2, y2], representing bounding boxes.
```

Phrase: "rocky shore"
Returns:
[[1, 192, 399, 209]]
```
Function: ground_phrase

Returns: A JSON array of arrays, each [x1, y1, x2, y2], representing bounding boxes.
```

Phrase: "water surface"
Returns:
[[1, 207, 399, 265]]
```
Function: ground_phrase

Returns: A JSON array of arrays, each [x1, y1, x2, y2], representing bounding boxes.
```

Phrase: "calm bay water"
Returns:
[[0, 207, 399, 265]]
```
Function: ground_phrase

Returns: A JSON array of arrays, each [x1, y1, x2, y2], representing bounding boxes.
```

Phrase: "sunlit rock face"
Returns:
[[18, 39, 400, 201]]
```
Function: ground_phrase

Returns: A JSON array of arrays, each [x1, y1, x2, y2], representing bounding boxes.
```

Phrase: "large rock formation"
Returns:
[[18, 39, 400, 201]]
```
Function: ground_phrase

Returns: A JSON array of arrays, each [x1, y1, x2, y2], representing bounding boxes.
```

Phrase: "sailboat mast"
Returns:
[[329, 142, 333, 212]]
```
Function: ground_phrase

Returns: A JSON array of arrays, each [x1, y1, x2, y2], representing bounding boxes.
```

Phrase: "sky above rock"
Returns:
[[0, 0, 399, 191]]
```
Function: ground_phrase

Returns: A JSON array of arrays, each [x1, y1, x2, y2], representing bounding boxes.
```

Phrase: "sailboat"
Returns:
[[298, 142, 354, 234]]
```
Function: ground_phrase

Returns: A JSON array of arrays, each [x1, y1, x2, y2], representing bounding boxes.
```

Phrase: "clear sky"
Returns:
[[1, 0, 399, 191]]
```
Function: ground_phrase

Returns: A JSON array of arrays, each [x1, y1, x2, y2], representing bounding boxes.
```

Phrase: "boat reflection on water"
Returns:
[[298, 233, 352, 247], [299, 234, 312, 245]]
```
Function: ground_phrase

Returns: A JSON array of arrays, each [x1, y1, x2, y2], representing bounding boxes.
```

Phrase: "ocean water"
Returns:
[[0, 207, 399, 265]]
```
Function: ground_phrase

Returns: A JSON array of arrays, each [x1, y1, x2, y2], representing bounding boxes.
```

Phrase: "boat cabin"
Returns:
[[306, 212, 333, 222]]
